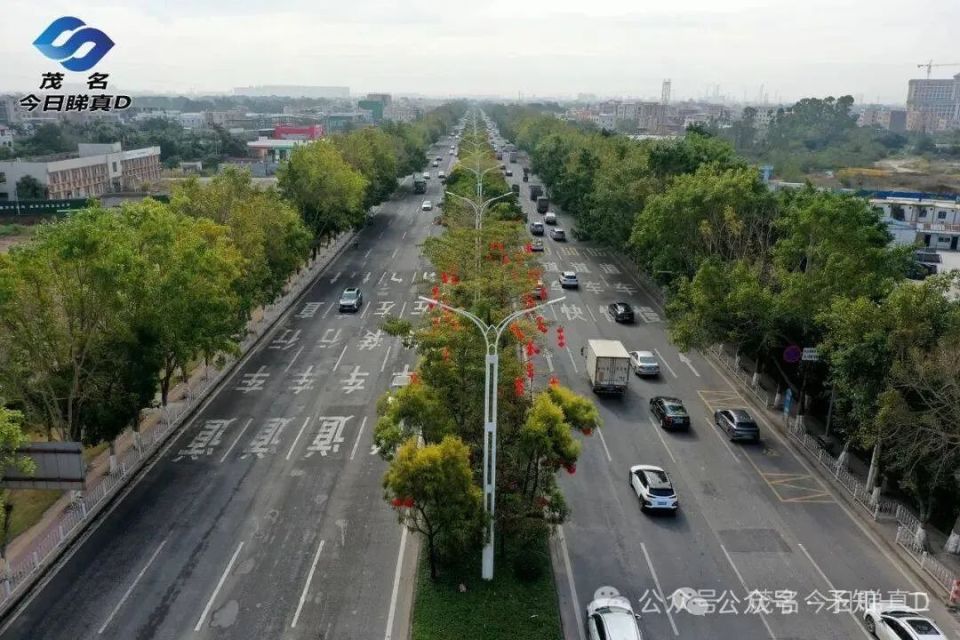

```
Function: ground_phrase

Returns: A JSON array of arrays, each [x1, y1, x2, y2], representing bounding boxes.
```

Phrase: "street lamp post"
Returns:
[[419, 294, 566, 580], [444, 190, 515, 280]]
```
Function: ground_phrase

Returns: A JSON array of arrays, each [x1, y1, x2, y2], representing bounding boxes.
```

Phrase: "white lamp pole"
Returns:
[[419, 295, 566, 580]]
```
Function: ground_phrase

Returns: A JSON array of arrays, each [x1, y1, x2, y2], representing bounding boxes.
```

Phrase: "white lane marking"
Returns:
[[381, 346, 392, 372], [565, 346, 579, 373], [798, 544, 873, 640], [702, 419, 740, 463], [219, 418, 252, 464], [384, 527, 408, 640], [350, 417, 367, 461], [333, 345, 348, 372], [364, 249, 372, 260], [378, 231, 384, 240], [557, 525, 586, 640], [678, 352, 701, 377], [321, 301, 334, 319], [549, 303, 559, 321], [98, 539, 168, 634], [544, 350, 555, 373], [401, 231, 407, 240], [286, 416, 311, 461], [360, 302, 371, 320], [585, 305, 597, 322], [701, 354, 932, 596], [399, 301, 407, 318], [391, 248, 399, 260], [647, 417, 678, 465], [600, 276, 610, 287], [329, 271, 341, 284], [595, 427, 613, 463], [640, 542, 679, 637], [284, 346, 304, 373], [195, 541, 245, 631], [720, 545, 776, 640], [291, 539, 326, 628], [378, 271, 387, 285], [653, 348, 679, 379]]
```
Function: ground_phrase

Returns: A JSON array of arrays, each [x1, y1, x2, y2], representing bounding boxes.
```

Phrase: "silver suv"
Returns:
[[338, 287, 363, 312]]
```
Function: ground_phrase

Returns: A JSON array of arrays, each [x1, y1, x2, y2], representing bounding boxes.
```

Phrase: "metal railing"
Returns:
[[895, 526, 958, 594], [0, 230, 355, 613], [708, 345, 776, 408]]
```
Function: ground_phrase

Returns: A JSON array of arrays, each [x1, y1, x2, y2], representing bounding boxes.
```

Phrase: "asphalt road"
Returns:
[[0, 142, 457, 640], [495, 140, 959, 640]]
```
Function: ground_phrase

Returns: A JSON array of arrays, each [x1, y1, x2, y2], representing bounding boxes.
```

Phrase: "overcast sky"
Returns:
[[1, 0, 957, 104]]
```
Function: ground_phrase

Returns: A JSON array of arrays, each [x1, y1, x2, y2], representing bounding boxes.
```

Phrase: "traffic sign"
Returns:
[[783, 388, 793, 416], [802, 347, 819, 362], [783, 345, 802, 364]]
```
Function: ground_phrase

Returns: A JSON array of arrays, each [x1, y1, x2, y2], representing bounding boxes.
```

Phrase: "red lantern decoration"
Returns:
[[549, 375, 560, 387], [402, 497, 415, 508], [525, 342, 536, 357], [391, 497, 404, 508], [564, 462, 577, 475], [557, 326, 566, 349], [582, 427, 593, 436], [441, 272, 450, 284], [451, 274, 459, 285], [524, 243, 533, 253], [526, 362, 535, 379], [410, 372, 420, 385], [536, 316, 548, 333], [431, 285, 440, 298], [514, 377, 525, 397]]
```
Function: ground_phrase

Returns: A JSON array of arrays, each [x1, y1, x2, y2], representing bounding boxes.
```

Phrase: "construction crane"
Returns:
[[917, 60, 960, 79]]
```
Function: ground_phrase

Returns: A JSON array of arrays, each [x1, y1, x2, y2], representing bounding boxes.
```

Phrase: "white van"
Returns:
[[544, 212, 557, 225]]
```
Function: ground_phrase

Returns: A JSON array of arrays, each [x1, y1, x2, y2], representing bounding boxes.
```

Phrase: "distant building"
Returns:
[[858, 107, 908, 133], [0, 96, 21, 125], [365, 93, 392, 107], [637, 102, 664, 132], [0, 142, 161, 201], [323, 112, 368, 132], [872, 196, 960, 250], [906, 74, 960, 131], [615, 102, 638, 121], [590, 113, 616, 130], [0, 125, 14, 149], [178, 112, 207, 130], [233, 85, 351, 99], [273, 124, 324, 140], [383, 103, 418, 123]]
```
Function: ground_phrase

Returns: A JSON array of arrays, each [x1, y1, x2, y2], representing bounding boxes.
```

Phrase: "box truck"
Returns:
[[583, 339, 631, 395]]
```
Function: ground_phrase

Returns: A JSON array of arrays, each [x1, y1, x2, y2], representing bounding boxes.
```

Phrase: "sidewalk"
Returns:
[[0, 230, 354, 613], [706, 344, 960, 625]]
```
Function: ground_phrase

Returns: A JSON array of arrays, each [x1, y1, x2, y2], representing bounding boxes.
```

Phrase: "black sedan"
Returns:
[[608, 302, 635, 323], [649, 396, 690, 431]]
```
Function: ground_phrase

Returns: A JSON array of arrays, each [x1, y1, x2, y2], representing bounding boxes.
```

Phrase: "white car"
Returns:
[[544, 211, 557, 225], [422, 200, 432, 211], [629, 351, 660, 377], [422, 172, 430, 180], [863, 603, 946, 640], [587, 587, 643, 640], [559, 271, 579, 289], [438, 170, 446, 179], [629, 464, 678, 512]]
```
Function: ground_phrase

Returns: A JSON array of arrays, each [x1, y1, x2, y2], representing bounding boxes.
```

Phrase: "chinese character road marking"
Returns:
[[583, 248, 607, 257], [270, 329, 301, 351], [638, 306, 661, 323], [174, 419, 235, 461], [584, 281, 605, 294], [598, 263, 621, 275], [374, 301, 396, 317], [410, 299, 431, 316], [236, 366, 269, 393], [570, 262, 590, 273], [317, 328, 343, 348], [390, 272, 403, 283], [556, 247, 580, 256], [340, 366, 369, 394], [290, 366, 317, 394], [421, 272, 436, 282], [295, 302, 322, 318], [559, 304, 586, 322], [242, 418, 291, 459], [598, 306, 614, 322], [358, 329, 384, 350], [613, 282, 637, 295], [543, 262, 559, 273], [306, 415, 351, 457]]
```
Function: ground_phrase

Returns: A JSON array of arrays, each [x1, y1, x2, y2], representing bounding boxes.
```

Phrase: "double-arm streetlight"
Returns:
[[419, 294, 566, 580]]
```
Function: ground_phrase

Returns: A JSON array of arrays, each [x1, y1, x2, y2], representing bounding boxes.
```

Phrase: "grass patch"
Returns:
[[412, 534, 562, 640], [0, 224, 34, 238], [6, 489, 64, 539]]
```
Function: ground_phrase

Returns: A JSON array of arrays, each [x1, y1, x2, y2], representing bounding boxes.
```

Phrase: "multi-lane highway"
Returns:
[[0, 145, 457, 640], [495, 140, 959, 640]]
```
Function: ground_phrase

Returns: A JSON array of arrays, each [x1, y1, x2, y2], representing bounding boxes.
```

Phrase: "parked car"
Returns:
[[531, 238, 544, 252], [629, 464, 678, 513], [629, 350, 660, 377], [586, 587, 644, 640], [714, 409, 760, 443], [422, 200, 432, 211], [550, 228, 566, 241], [559, 271, 579, 288], [608, 302, 635, 323], [505, 169, 513, 177], [863, 603, 946, 640], [649, 396, 690, 430], [544, 211, 557, 225], [529, 221, 545, 236], [338, 287, 363, 312]]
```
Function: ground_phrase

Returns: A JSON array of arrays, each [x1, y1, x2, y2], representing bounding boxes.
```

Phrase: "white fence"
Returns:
[[895, 526, 959, 595], [708, 345, 777, 408], [0, 230, 355, 614]]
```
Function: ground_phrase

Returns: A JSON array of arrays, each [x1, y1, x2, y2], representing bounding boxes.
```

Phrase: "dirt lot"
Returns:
[[0, 235, 31, 253]]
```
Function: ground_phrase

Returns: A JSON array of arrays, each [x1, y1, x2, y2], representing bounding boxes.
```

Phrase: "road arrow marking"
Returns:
[[679, 353, 700, 377]]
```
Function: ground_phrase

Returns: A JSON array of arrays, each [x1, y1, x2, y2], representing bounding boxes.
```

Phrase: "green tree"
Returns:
[[0, 407, 34, 559], [278, 142, 368, 240], [383, 436, 483, 580], [332, 128, 400, 209], [15, 175, 45, 199]]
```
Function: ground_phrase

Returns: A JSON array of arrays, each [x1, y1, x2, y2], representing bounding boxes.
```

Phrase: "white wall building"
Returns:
[[871, 197, 960, 251], [0, 125, 14, 149], [178, 113, 207, 130]]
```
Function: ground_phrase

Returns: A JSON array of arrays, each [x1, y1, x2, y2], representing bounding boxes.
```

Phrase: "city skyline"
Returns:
[[1, 0, 959, 103]]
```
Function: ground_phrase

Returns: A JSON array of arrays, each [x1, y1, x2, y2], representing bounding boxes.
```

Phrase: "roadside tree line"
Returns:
[[487, 105, 960, 552], [375, 121, 599, 580], [0, 104, 465, 535]]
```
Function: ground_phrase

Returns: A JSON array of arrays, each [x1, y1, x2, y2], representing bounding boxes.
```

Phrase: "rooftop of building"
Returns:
[[870, 196, 960, 208]]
